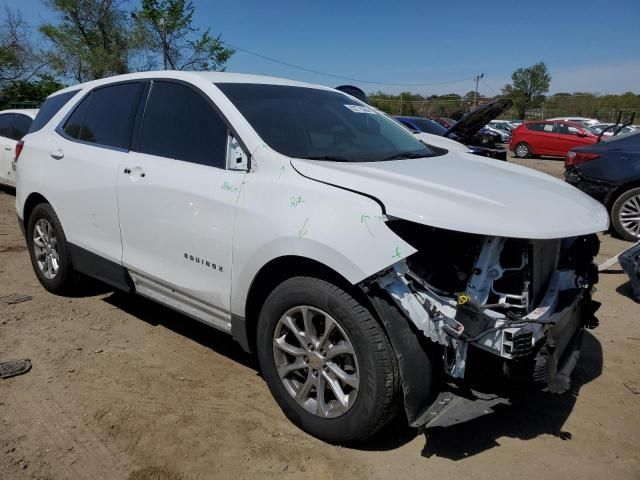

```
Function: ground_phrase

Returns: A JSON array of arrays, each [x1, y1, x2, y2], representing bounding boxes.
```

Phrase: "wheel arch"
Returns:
[[605, 179, 640, 210], [237, 255, 370, 354], [22, 192, 52, 227]]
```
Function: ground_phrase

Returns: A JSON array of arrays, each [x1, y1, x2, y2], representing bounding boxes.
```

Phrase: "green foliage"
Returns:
[[40, 0, 134, 82], [369, 91, 478, 118], [0, 74, 66, 109], [502, 62, 551, 119], [132, 0, 234, 71], [543, 92, 640, 121]]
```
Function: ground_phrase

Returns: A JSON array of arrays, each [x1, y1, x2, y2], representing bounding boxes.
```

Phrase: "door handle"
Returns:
[[49, 149, 64, 160], [124, 167, 146, 179]]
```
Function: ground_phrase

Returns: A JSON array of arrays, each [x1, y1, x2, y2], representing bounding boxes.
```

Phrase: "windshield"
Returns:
[[216, 83, 434, 162]]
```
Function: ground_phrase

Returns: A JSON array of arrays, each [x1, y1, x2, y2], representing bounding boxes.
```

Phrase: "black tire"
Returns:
[[611, 186, 640, 242], [257, 276, 400, 444], [26, 203, 77, 294], [514, 142, 531, 158]]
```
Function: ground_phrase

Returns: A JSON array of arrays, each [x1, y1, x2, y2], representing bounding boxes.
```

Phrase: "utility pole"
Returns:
[[473, 73, 484, 110]]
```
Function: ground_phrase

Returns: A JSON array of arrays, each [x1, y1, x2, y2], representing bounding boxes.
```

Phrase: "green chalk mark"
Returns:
[[290, 195, 304, 207], [221, 182, 238, 192], [360, 214, 375, 238], [298, 218, 309, 237]]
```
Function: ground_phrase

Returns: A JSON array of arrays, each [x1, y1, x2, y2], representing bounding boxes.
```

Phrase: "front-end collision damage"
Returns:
[[359, 220, 601, 428]]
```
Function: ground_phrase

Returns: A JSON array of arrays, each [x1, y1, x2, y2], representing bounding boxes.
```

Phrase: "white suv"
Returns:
[[16, 71, 608, 443]]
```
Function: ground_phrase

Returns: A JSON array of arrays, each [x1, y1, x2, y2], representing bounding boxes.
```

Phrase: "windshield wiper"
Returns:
[[301, 155, 351, 162], [382, 151, 428, 161]]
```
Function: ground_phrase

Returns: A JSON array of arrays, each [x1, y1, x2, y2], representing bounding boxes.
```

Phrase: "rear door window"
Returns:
[[138, 81, 227, 168], [526, 123, 545, 132], [29, 90, 79, 133], [62, 82, 144, 149]]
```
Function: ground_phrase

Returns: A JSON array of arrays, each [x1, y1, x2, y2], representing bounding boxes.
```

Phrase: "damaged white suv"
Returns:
[[16, 72, 608, 443]]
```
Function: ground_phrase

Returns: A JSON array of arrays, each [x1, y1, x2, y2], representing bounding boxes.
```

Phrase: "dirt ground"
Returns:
[[1, 155, 639, 480]]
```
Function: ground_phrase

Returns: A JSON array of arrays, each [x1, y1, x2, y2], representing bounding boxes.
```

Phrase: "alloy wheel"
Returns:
[[516, 144, 529, 158], [33, 218, 59, 279], [272, 305, 360, 418], [619, 193, 640, 239]]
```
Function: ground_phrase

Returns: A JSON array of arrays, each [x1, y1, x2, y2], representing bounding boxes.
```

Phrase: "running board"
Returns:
[[128, 271, 232, 333]]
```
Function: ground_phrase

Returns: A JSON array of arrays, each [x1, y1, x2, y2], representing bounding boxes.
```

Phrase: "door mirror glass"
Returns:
[[226, 133, 249, 170], [576, 130, 587, 137]]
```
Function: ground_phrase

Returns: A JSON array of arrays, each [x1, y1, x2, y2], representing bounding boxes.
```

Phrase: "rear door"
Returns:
[[0, 113, 16, 185], [117, 80, 247, 330], [51, 81, 145, 262]]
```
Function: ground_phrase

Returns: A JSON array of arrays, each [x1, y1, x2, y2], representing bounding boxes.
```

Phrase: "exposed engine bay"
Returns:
[[361, 220, 601, 426]]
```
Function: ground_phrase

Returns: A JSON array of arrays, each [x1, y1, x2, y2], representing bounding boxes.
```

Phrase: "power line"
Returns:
[[224, 42, 477, 87], [481, 77, 500, 96]]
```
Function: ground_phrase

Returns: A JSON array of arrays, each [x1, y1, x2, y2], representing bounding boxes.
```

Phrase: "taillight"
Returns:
[[565, 150, 599, 166], [14, 140, 24, 162]]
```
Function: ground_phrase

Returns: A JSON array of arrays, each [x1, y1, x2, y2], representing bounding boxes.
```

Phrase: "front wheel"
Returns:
[[257, 277, 400, 443], [514, 142, 531, 158], [611, 187, 640, 241]]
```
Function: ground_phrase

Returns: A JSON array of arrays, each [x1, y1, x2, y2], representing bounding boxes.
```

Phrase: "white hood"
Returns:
[[291, 152, 609, 239]]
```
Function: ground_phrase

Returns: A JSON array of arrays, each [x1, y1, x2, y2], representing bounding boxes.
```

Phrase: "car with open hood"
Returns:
[[393, 115, 474, 154], [440, 99, 513, 160], [16, 72, 608, 443], [396, 99, 512, 161]]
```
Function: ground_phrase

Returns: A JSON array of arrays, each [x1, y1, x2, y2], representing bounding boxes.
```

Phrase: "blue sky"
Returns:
[[5, 0, 640, 95]]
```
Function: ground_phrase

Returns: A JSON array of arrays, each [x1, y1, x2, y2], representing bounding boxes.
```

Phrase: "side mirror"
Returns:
[[226, 133, 249, 171], [576, 130, 587, 137]]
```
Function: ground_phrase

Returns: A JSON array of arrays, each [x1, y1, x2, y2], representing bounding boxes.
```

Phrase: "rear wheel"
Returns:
[[257, 276, 400, 444], [514, 142, 531, 158], [26, 203, 77, 294], [611, 187, 640, 241]]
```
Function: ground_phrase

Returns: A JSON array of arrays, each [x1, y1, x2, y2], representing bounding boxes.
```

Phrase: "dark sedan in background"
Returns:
[[565, 131, 640, 241]]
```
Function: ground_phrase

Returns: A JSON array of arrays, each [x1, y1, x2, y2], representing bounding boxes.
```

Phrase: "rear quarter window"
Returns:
[[12, 114, 33, 140], [0, 113, 15, 138], [29, 90, 80, 133]]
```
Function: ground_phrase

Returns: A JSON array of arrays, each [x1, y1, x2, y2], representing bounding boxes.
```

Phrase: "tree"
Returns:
[[0, 8, 45, 85], [0, 74, 66, 109], [502, 62, 551, 119], [40, 0, 134, 82], [132, 0, 233, 71]]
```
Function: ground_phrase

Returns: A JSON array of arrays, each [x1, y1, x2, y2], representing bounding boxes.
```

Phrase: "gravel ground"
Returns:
[[0, 155, 638, 480]]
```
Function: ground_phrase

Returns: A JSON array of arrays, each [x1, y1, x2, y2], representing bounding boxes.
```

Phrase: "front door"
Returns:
[[117, 80, 245, 330]]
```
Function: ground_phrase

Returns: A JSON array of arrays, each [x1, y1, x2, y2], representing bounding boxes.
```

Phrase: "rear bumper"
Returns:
[[564, 169, 617, 206]]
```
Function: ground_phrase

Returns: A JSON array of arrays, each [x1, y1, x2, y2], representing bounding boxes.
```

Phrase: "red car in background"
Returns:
[[510, 120, 598, 158]]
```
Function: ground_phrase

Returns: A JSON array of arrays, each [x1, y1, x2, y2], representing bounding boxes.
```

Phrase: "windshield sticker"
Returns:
[[344, 104, 376, 114]]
